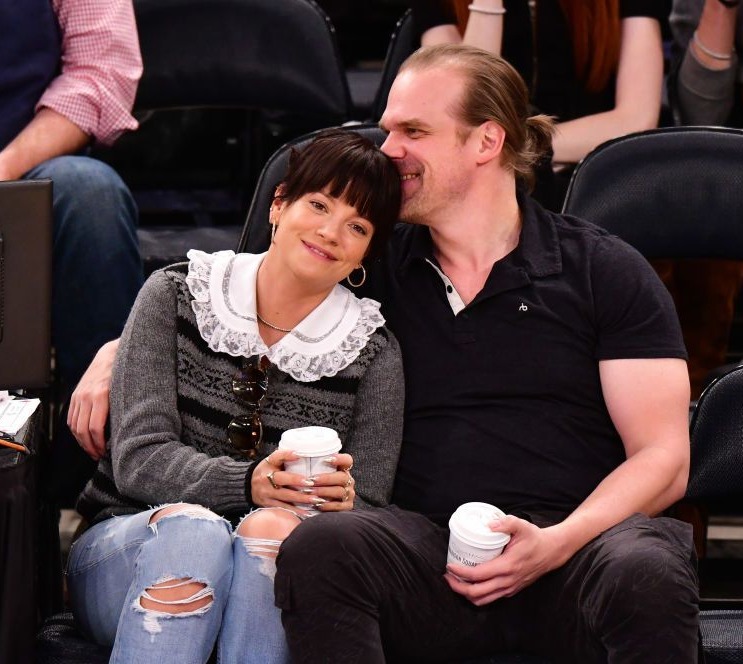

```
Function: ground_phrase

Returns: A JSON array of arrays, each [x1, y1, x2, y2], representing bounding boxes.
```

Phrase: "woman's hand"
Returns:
[[311, 452, 356, 512], [251, 450, 313, 512], [250, 451, 356, 513]]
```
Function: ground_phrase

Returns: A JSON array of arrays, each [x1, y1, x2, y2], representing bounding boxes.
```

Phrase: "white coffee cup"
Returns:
[[278, 426, 341, 479], [447, 502, 510, 568]]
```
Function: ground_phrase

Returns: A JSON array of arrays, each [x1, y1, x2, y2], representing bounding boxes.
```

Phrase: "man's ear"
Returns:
[[474, 121, 506, 165]]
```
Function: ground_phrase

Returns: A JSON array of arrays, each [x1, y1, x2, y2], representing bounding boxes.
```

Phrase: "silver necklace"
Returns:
[[256, 312, 293, 333]]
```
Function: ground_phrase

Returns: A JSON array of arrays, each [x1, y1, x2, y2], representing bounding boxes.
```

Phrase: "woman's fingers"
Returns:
[[252, 450, 356, 509]]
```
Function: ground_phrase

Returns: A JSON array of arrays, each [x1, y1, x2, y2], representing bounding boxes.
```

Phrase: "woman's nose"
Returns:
[[316, 218, 340, 243]]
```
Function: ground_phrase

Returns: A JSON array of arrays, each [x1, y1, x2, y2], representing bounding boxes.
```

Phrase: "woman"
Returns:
[[413, 0, 665, 209], [66, 129, 404, 663]]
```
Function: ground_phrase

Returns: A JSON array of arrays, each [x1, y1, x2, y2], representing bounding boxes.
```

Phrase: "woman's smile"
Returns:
[[301, 240, 338, 261]]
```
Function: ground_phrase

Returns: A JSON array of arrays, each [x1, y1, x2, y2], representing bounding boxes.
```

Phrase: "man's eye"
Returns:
[[406, 128, 422, 137]]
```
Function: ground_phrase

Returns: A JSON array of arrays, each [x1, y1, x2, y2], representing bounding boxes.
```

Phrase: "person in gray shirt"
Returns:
[[66, 130, 404, 664], [671, 0, 743, 125]]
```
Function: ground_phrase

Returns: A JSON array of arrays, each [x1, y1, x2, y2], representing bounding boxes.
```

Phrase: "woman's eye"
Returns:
[[350, 224, 367, 236], [309, 200, 327, 212]]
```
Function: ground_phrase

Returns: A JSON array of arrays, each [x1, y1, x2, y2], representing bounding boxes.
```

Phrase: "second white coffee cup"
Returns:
[[447, 502, 510, 568]]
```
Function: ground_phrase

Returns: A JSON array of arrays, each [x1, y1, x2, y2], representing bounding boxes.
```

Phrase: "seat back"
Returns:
[[370, 10, 416, 121], [237, 125, 387, 254], [95, 0, 352, 272], [133, 0, 351, 119], [687, 365, 743, 503], [562, 127, 743, 260]]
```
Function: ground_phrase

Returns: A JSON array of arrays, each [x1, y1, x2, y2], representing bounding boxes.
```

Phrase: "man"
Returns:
[[273, 45, 699, 662], [69, 44, 699, 662], [0, 0, 144, 503]]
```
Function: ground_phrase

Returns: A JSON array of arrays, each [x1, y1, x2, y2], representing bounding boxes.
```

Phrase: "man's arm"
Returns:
[[446, 357, 691, 605], [42, 0, 141, 145], [0, 0, 141, 181], [0, 109, 88, 181], [68, 339, 120, 459]]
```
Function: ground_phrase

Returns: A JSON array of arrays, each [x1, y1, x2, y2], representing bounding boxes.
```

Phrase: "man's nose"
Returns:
[[380, 132, 403, 159]]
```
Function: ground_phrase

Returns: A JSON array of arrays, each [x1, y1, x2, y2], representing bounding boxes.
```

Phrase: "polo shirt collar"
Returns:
[[398, 189, 562, 280], [511, 189, 562, 278]]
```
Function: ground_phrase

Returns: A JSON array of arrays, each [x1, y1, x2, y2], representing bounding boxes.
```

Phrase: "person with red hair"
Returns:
[[413, 0, 666, 209]]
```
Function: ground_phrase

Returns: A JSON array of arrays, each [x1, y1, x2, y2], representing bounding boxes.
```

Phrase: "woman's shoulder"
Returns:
[[144, 262, 192, 304], [342, 322, 401, 376]]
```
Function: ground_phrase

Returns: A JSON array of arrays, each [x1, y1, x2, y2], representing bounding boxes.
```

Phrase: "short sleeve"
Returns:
[[591, 236, 687, 360], [410, 0, 458, 40], [620, 0, 669, 21]]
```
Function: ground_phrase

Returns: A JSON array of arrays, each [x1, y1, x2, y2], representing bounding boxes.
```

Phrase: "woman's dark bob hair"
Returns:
[[277, 129, 401, 260]]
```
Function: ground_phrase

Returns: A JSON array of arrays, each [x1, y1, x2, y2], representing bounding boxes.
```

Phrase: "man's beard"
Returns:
[[399, 194, 430, 226]]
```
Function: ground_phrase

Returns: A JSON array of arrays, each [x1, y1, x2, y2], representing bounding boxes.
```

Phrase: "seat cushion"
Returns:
[[35, 612, 111, 664], [701, 610, 743, 664]]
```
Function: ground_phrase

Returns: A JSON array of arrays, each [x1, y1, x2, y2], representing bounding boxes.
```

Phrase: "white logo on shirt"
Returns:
[[518, 302, 528, 312]]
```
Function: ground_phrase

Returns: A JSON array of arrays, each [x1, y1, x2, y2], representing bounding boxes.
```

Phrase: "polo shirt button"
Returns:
[[446, 285, 453, 293]]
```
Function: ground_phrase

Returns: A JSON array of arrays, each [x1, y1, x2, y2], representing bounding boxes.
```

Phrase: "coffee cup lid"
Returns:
[[278, 426, 341, 456], [449, 502, 510, 549]]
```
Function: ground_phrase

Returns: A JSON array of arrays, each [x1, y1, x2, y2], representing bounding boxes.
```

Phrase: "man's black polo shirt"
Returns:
[[366, 193, 686, 526]]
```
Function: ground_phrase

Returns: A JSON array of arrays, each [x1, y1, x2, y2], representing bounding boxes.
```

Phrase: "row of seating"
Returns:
[[34, 123, 743, 663], [20, 2, 743, 660], [93, 0, 364, 274]]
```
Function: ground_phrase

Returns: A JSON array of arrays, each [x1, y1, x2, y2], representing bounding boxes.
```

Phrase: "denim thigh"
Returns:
[[67, 510, 157, 645]]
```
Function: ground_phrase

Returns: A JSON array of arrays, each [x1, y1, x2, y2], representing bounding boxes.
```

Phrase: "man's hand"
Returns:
[[444, 515, 568, 606], [67, 339, 119, 460]]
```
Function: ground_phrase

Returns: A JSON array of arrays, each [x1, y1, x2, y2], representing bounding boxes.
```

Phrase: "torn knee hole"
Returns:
[[139, 577, 214, 614], [243, 537, 281, 559], [148, 503, 221, 526]]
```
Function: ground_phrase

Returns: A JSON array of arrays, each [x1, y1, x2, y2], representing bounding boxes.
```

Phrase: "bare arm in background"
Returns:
[[671, 0, 740, 125]]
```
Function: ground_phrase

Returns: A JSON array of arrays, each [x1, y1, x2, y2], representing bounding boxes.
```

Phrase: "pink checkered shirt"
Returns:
[[39, 0, 143, 145]]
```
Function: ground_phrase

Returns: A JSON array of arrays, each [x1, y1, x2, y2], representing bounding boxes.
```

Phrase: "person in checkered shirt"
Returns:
[[0, 0, 144, 505]]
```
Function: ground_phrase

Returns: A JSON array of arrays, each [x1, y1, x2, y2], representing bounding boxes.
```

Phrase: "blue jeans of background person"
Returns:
[[25, 156, 143, 504], [24, 155, 143, 390], [67, 506, 290, 664]]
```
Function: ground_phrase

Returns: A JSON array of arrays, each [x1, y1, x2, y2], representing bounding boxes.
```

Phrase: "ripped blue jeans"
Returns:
[[67, 505, 291, 664]]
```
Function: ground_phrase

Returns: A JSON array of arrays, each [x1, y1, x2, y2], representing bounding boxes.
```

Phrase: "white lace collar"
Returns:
[[185, 249, 385, 382]]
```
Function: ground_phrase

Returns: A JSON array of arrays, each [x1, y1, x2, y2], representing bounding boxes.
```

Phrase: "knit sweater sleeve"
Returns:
[[109, 271, 251, 512], [345, 329, 405, 510], [670, 0, 738, 125]]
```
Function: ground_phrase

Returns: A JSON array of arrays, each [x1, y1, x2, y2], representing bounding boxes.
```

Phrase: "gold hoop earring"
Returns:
[[346, 265, 366, 288]]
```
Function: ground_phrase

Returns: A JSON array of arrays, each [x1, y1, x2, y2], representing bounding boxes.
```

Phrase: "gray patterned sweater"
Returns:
[[77, 263, 405, 524]]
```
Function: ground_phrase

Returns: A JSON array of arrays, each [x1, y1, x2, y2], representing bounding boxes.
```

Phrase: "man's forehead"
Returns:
[[381, 67, 464, 127]]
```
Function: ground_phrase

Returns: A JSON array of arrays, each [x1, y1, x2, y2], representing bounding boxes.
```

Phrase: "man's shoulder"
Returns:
[[545, 206, 640, 262]]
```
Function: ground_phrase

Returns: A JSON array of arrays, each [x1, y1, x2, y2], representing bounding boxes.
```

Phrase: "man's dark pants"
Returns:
[[276, 507, 699, 663]]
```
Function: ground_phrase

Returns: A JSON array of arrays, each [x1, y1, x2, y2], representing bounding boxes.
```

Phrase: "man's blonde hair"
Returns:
[[400, 44, 555, 189]]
